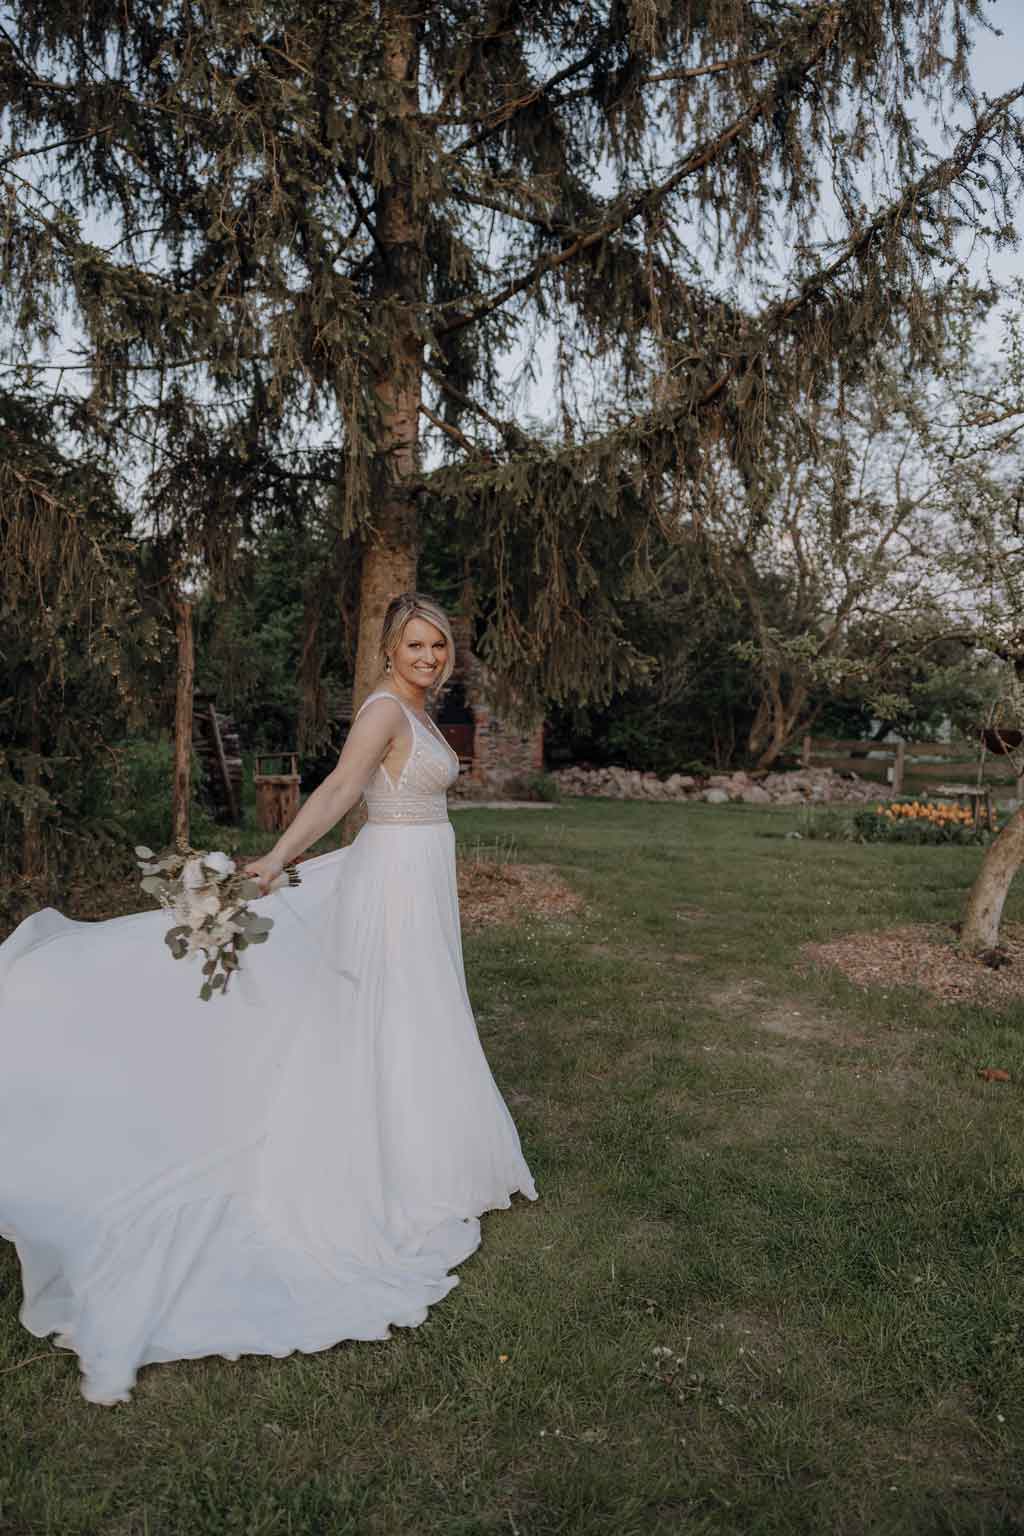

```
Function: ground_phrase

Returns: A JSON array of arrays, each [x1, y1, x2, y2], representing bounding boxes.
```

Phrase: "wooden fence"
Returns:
[[801, 736, 1024, 798]]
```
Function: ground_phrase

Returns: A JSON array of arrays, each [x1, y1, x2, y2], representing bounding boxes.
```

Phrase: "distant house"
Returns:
[[435, 614, 544, 783]]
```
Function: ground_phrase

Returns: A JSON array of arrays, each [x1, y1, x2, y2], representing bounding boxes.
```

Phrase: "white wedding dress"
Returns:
[[0, 691, 536, 1404]]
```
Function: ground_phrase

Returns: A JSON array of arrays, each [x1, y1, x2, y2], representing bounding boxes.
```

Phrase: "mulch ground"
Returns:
[[1, 861, 582, 947], [801, 922, 1024, 1008], [456, 860, 583, 928]]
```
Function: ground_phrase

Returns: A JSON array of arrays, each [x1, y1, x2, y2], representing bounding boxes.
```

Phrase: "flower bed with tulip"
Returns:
[[851, 798, 989, 846]]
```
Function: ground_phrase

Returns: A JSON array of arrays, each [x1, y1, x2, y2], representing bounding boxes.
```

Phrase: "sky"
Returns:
[[892, 1, 1024, 300], [10, 3, 1024, 431], [504, 1, 1024, 422]]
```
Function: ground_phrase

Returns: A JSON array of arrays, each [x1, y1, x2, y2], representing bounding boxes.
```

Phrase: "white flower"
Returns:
[[197, 892, 221, 918], [182, 857, 207, 890], [203, 851, 236, 879]]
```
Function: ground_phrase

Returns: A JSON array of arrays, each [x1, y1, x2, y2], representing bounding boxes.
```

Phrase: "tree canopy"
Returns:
[[4, 0, 1023, 717]]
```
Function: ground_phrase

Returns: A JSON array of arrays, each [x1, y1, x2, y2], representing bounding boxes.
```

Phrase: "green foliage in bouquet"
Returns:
[[136, 847, 299, 1001]]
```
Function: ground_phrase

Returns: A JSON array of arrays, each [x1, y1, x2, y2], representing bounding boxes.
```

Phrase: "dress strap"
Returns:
[[352, 689, 415, 727]]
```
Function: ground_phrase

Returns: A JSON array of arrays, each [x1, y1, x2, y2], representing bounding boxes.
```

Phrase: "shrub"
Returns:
[[524, 772, 562, 803], [475, 772, 563, 803], [113, 738, 220, 853], [852, 799, 987, 846], [800, 798, 991, 846], [798, 807, 859, 842]]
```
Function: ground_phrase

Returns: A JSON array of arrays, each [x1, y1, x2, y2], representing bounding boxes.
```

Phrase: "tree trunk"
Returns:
[[753, 690, 802, 770], [172, 595, 194, 851], [341, 2, 422, 844], [960, 806, 1024, 954], [747, 691, 773, 760], [20, 703, 44, 881], [351, 2, 422, 711]]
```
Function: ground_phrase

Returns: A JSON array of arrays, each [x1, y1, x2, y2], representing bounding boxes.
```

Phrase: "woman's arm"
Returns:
[[245, 697, 403, 890]]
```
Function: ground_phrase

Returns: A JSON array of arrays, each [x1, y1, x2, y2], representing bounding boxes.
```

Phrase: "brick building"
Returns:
[[435, 615, 544, 784]]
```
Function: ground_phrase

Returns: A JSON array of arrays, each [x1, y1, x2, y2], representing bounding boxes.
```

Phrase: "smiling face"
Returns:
[[388, 615, 449, 697]]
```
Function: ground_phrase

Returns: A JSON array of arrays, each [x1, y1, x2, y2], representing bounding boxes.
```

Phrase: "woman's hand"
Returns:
[[244, 853, 285, 896]]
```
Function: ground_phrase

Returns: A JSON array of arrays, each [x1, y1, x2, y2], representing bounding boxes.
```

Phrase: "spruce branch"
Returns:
[[698, 81, 1024, 412], [448, 46, 604, 155], [424, 363, 530, 451], [419, 402, 489, 458], [434, 9, 841, 339]]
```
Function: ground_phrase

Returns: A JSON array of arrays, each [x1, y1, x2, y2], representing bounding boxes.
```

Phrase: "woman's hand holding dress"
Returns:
[[245, 697, 405, 892]]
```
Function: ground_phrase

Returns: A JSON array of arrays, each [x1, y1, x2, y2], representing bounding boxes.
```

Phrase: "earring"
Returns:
[[384, 656, 392, 673]]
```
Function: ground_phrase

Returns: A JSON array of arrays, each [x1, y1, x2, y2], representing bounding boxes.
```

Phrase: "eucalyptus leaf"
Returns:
[[232, 910, 255, 927], [211, 973, 226, 990], [134, 845, 155, 860], [249, 932, 269, 945], [246, 916, 274, 936], [234, 935, 249, 951], [200, 982, 213, 1002], [172, 943, 188, 960], [140, 876, 165, 896], [239, 879, 262, 900]]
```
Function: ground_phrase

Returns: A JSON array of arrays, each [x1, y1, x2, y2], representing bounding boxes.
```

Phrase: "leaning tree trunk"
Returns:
[[341, 2, 422, 844], [960, 806, 1024, 954], [20, 698, 44, 881], [752, 685, 807, 770], [172, 595, 194, 851]]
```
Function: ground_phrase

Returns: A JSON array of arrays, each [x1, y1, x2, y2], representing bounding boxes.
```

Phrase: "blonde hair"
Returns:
[[380, 592, 456, 689]]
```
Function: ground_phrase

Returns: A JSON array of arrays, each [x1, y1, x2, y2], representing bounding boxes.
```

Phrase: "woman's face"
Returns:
[[390, 616, 448, 692]]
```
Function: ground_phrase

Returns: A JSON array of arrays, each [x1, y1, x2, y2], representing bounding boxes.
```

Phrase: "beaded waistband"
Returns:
[[364, 796, 450, 826], [366, 816, 450, 826]]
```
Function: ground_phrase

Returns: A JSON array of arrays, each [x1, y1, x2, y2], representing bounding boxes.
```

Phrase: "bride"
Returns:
[[0, 592, 537, 1404]]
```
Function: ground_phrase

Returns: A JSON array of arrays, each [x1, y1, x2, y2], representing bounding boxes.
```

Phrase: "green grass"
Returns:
[[3, 801, 1024, 1535]]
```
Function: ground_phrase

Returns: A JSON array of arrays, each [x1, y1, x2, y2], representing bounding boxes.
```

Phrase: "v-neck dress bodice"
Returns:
[[359, 691, 459, 826]]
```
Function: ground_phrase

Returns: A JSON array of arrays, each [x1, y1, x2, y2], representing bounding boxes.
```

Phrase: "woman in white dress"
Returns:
[[0, 593, 537, 1404]]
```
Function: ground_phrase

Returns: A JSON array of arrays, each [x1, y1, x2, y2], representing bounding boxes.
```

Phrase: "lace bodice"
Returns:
[[358, 690, 459, 826]]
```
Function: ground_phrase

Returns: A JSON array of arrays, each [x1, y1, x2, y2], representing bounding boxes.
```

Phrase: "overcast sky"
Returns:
[[15, 5, 1024, 432], [505, 2, 1024, 423]]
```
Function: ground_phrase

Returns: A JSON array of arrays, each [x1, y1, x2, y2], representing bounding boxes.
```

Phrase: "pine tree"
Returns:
[[3, 0, 1023, 718], [0, 388, 163, 892]]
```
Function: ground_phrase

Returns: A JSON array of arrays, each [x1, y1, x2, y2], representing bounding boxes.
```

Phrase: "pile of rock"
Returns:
[[550, 763, 890, 806]]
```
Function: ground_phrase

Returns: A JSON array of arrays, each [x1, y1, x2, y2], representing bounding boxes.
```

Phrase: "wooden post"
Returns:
[[172, 596, 194, 851], [891, 741, 906, 797], [253, 754, 301, 833], [207, 704, 239, 823], [801, 734, 812, 769]]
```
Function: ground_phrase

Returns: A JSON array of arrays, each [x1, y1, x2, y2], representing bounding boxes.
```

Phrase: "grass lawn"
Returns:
[[2, 801, 1024, 1535]]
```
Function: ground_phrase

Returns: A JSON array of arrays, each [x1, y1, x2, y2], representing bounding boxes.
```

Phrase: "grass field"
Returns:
[[2, 801, 1024, 1536]]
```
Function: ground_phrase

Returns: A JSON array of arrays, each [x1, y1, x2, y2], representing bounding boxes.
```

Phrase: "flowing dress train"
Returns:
[[0, 690, 537, 1403]]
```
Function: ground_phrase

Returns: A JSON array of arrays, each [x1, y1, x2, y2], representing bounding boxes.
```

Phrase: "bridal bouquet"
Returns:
[[136, 846, 300, 1001]]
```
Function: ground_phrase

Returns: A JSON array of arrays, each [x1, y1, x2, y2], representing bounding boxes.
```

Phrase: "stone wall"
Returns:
[[552, 763, 890, 805], [470, 703, 545, 780], [440, 617, 544, 782]]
